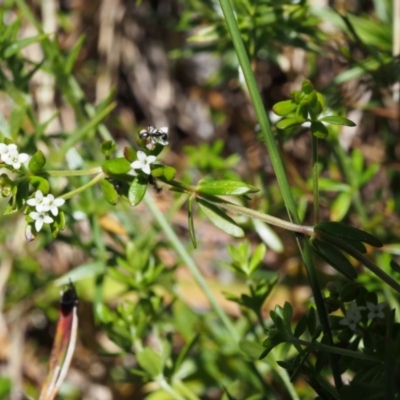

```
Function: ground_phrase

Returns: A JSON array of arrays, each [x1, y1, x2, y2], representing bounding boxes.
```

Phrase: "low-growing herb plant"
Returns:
[[1, 1, 399, 399]]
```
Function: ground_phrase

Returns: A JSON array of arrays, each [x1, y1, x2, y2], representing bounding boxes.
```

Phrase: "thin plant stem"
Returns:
[[217, 0, 342, 388], [144, 192, 240, 343], [204, 198, 314, 235], [61, 172, 104, 200], [311, 135, 320, 224], [46, 166, 103, 177]]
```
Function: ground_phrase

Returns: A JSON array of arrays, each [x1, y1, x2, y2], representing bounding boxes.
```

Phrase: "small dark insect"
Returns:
[[139, 126, 169, 146]]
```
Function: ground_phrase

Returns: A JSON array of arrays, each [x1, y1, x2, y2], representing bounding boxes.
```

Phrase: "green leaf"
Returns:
[[311, 238, 357, 280], [28, 150, 46, 172], [136, 347, 163, 378], [29, 176, 49, 193], [248, 243, 266, 274], [239, 340, 265, 361], [100, 179, 119, 205], [294, 314, 308, 338], [310, 121, 329, 138], [188, 195, 197, 249], [390, 259, 400, 274], [151, 165, 176, 181], [102, 158, 131, 175], [100, 140, 116, 157], [197, 198, 244, 238], [196, 179, 258, 196], [276, 117, 302, 129], [3, 34, 48, 58], [123, 146, 136, 163], [314, 221, 383, 247], [339, 282, 360, 302], [307, 307, 317, 336], [128, 176, 148, 206], [65, 34, 85, 74], [272, 100, 297, 116], [319, 116, 356, 127], [330, 191, 352, 221]]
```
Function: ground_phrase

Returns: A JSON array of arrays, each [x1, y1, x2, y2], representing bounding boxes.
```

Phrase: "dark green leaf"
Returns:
[[128, 176, 148, 206], [308, 307, 317, 336], [28, 150, 46, 172], [315, 221, 383, 247], [196, 179, 258, 196], [65, 34, 85, 74], [102, 158, 131, 175], [294, 314, 308, 338], [197, 198, 244, 237], [188, 195, 197, 248], [339, 283, 360, 302], [319, 116, 356, 127], [100, 179, 119, 205], [390, 259, 400, 274], [311, 121, 329, 139], [311, 238, 358, 280]]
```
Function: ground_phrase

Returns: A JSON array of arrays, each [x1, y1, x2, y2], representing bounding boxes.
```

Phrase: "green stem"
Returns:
[[61, 172, 104, 200], [291, 336, 381, 362], [311, 135, 320, 224], [218, 0, 342, 388], [144, 193, 240, 343], [204, 198, 314, 235], [46, 166, 103, 177]]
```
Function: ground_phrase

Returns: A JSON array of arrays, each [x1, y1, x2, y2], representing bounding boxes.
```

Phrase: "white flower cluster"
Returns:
[[27, 190, 65, 232], [0, 143, 29, 169], [339, 301, 386, 331]]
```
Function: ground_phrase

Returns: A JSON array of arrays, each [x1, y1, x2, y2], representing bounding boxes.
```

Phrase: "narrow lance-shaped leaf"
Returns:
[[311, 238, 357, 280], [319, 116, 356, 127], [188, 195, 197, 249], [197, 198, 244, 238], [196, 179, 259, 196], [39, 282, 79, 400], [314, 221, 383, 247]]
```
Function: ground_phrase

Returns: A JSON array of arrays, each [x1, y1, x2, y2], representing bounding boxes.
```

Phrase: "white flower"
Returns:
[[27, 190, 47, 212], [45, 194, 65, 216], [339, 302, 365, 331], [29, 211, 54, 232], [4, 149, 29, 169], [0, 143, 18, 162], [366, 302, 386, 320], [130, 151, 156, 175]]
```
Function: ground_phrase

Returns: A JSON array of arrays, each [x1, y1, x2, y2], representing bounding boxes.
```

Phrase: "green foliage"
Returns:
[[1, 0, 400, 399]]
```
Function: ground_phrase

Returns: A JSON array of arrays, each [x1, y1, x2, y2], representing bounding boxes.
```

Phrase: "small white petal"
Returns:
[[0, 143, 7, 153], [29, 211, 39, 219], [142, 164, 151, 175], [136, 151, 147, 161], [53, 198, 65, 207], [43, 215, 54, 224], [49, 205, 59, 216], [8, 144, 17, 152], [131, 160, 142, 170], [35, 219, 44, 231], [146, 155, 157, 164], [159, 127, 168, 133], [18, 153, 29, 163]]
